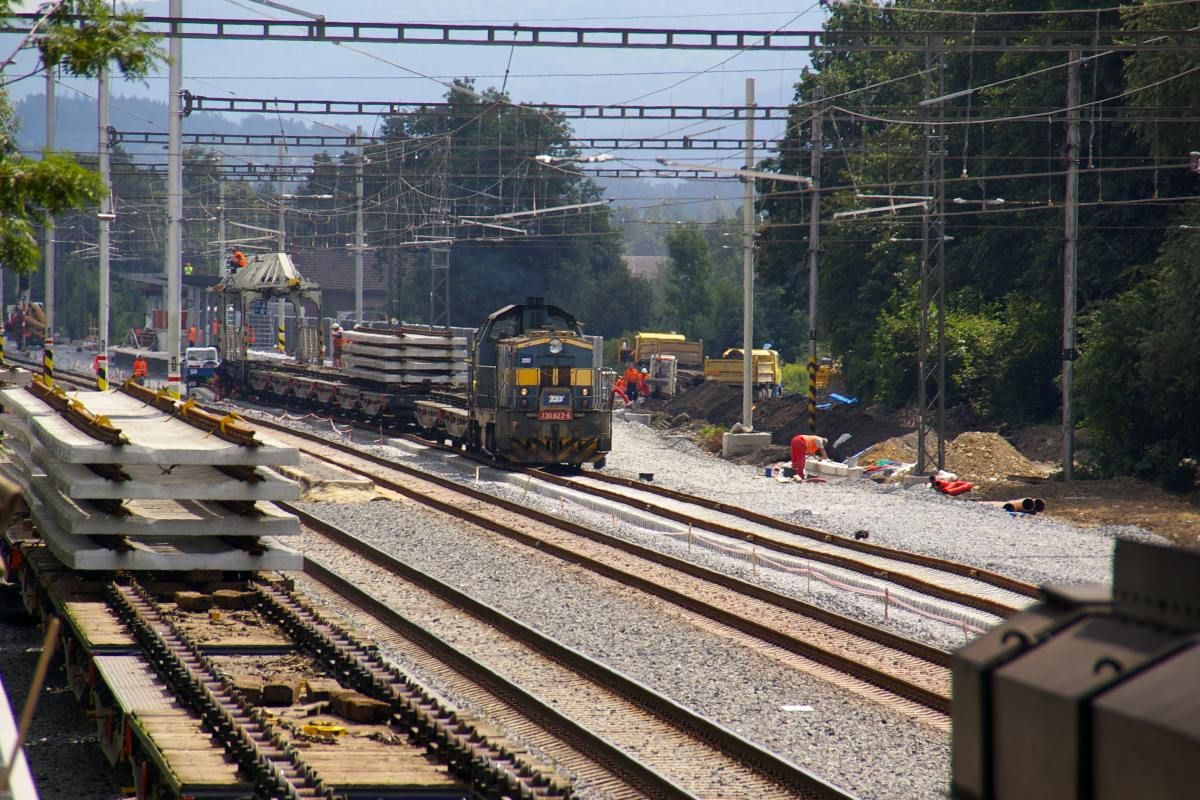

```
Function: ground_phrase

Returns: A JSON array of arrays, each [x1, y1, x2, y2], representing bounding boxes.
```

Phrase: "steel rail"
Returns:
[[282, 480, 950, 714], [258, 417, 954, 711], [290, 508, 858, 800], [293, 556, 698, 800], [250, 580, 571, 799], [107, 579, 323, 800], [534, 467, 1041, 602], [248, 409, 1025, 617]]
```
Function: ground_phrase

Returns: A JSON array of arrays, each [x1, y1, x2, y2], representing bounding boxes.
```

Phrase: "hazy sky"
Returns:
[[4, 1, 830, 166]]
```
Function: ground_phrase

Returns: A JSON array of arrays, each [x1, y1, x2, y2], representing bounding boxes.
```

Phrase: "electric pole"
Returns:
[[740, 77, 756, 431], [97, 64, 111, 390], [806, 88, 822, 434], [165, 0, 183, 396], [918, 49, 947, 475], [355, 125, 364, 324], [1062, 51, 1081, 480], [43, 66, 55, 382]]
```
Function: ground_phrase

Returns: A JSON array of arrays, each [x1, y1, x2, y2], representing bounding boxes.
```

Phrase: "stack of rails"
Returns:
[[340, 327, 469, 387], [0, 380, 302, 571]]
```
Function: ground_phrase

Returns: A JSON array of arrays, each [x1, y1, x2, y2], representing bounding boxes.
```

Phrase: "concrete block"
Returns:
[[902, 474, 932, 487], [304, 678, 344, 702], [174, 591, 213, 612], [31, 448, 300, 501], [1, 389, 298, 466], [624, 412, 652, 426], [262, 675, 304, 706], [847, 466, 864, 479], [30, 480, 300, 537], [331, 691, 391, 724], [231, 675, 264, 705], [721, 431, 773, 458], [212, 589, 255, 610], [31, 501, 303, 572]]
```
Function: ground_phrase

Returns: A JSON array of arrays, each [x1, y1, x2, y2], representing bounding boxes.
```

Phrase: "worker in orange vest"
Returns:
[[229, 249, 247, 271], [636, 368, 650, 404], [132, 354, 149, 386], [623, 363, 641, 403], [790, 434, 828, 477], [187, 325, 197, 346]]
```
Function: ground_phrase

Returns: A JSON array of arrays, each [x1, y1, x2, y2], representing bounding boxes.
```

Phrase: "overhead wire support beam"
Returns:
[[185, 95, 797, 121], [111, 163, 743, 181], [110, 129, 784, 151], [7, 15, 1200, 52]]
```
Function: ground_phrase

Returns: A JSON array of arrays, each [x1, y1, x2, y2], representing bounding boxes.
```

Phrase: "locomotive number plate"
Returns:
[[538, 410, 573, 421]]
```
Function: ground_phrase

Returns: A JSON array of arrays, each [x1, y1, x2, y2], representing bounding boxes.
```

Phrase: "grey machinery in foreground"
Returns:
[[952, 538, 1200, 800]]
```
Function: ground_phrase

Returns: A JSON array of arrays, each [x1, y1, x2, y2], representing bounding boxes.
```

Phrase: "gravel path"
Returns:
[[296, 500, 951, 800]]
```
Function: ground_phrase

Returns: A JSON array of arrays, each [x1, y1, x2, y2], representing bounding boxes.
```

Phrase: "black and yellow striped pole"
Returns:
[[42, 334, 54, 388], [0, 324, 6, 369], [807, 355, 817, 433], [276, 322, 286, 354], [95, 352, 108, 391]]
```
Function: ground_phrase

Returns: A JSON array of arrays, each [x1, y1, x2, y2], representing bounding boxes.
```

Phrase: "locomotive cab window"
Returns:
[[540, 366, 571, 386]]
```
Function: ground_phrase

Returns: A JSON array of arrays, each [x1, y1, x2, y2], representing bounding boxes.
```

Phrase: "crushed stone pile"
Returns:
[[860, 431, 1051, 484]]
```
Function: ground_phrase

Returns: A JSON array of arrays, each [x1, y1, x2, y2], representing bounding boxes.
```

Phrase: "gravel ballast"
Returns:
[[297, 500, 951, 800]]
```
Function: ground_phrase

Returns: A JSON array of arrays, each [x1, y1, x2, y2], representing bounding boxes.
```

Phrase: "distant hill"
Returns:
[[600, 176, 740, 219], [14, 92, 351, 163]]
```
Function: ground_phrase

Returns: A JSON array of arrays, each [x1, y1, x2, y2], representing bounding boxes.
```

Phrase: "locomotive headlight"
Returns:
[[519, 387, 529, 396], [581, 387, 590, 396], [548, 338, 563, 354]]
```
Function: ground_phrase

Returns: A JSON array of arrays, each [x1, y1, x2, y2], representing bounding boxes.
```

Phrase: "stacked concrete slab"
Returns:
[[341, 328, 468, 386], [0, 387, 303, 571]]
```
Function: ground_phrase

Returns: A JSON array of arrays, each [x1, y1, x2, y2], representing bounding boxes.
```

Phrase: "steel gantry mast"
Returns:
[[917, 49, 947, 476]]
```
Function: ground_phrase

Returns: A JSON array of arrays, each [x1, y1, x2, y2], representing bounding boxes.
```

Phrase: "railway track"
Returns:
[[249, 417, 955, 722], [524, 467, 1038, 618], [293, 509, 855, 800], [226, 392, 1037, 620]]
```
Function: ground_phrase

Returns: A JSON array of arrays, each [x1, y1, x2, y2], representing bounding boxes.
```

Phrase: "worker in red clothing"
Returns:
[[132, 354, 149, 386], [790, 434, 829, 477], [331, 324, 344, 367], [611, 376, 629, 407], [623, 363, 641, 403], [636, 368, 650, 404]]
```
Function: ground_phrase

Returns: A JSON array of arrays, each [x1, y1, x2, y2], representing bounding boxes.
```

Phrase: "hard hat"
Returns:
[[641, 368, 648, 374]]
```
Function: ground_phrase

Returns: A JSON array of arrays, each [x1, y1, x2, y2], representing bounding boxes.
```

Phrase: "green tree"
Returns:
[[0, 0, 162, 274], [297, 80, 650, 335], [755, 0, 1196, 482], [662, 225, 715, 338], [1076, 212, 1200, 490]]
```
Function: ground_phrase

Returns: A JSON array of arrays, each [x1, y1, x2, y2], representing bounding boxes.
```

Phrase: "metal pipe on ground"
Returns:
[[980, 498, 1036, 513]]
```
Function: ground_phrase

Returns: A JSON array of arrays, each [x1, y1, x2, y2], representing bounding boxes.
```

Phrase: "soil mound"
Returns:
[[860, 431, 1051, 484], [660, 383, 913, 460]]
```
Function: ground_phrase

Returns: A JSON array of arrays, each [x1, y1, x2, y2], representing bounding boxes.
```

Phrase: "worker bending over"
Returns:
[[790, 433, 828, 477]]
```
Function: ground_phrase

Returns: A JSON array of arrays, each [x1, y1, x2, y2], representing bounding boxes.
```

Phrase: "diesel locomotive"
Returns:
[[460, 299, 612, 466]]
